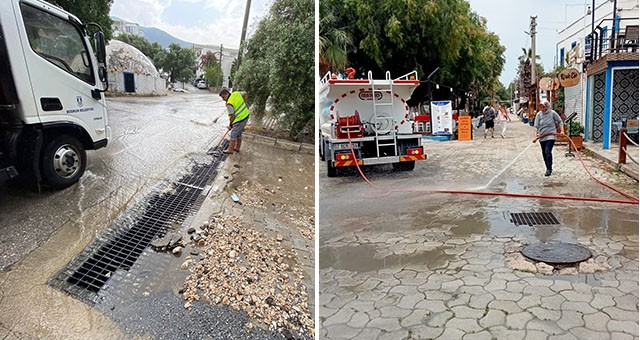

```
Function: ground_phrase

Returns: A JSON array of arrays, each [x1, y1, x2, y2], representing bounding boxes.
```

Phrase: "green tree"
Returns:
[[49, 0, 114, 40], [236, 0, 314, 140], [319, 1, 353, 75], [114, 33, 165, 68], [204, 64, 224, 87], [160, 44, 196, 83]]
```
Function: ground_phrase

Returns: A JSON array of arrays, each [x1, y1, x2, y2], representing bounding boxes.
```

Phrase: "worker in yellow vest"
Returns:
[[219, 88, 249, 154]]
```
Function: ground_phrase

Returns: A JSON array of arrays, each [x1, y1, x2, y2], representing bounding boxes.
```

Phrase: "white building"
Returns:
[[106, 40, 166, 95], [192, 44, 239, 87], [112, 19, 143, 37], [555, 0, 639, 149]]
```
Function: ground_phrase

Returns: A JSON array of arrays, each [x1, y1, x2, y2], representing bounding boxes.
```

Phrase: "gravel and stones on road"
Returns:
[[182, 214, 314, 338]]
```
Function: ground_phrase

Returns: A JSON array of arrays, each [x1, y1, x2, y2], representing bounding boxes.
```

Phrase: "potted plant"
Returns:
[[566, 121, 584, 150]]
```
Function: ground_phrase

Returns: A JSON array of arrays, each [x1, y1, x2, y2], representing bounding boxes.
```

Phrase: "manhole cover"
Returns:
[[521, 243, 592, 264]]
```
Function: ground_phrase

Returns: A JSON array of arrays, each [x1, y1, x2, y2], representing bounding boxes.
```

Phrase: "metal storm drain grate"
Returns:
[[522, 243, 592, 264], [510, 212, 560, 226], [49, 142, 228, 304]]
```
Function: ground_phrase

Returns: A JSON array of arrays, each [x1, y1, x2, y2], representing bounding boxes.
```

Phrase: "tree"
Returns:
[[199, 51, 219, 70], [49, 0, 114, 40], [114, 34, 165, 68], [236, 0, 314, 140], [323, 0, 505, 110], [319, 1, 353, 75], [160, 44, 196, 83], [204, 64, 224, 87]]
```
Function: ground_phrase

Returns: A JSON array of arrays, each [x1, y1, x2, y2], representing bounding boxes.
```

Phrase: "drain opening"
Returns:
[[510, 212, 560, 226], [50, 142, 228, 303]]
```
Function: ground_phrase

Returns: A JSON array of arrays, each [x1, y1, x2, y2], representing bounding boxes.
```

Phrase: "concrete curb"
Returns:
[[582, 145, 639, 181], [242, 133, 314, 154]]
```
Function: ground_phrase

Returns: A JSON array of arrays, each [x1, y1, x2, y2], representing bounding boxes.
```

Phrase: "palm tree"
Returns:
[[319, 2, 352, 76]]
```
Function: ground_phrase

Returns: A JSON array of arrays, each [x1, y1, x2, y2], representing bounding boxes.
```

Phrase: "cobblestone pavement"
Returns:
[[319, 115, 639, 339]]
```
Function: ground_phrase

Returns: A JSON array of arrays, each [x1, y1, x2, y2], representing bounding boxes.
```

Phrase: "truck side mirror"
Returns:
[[94, 31, 106, 64]]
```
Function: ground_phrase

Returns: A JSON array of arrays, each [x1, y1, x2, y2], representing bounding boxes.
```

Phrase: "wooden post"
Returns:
[[618, 128, 627, 164]]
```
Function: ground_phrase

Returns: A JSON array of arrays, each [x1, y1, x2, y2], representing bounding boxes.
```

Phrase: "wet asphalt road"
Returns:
[[0, 87, 226, 271]]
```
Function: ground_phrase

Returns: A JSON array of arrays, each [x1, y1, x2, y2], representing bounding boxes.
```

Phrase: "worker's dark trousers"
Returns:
[[540, 140, 555, 171]]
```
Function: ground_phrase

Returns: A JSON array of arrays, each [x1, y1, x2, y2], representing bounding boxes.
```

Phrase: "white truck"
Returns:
[[0, 0, 110, 189], [319, 71, 426, 177]]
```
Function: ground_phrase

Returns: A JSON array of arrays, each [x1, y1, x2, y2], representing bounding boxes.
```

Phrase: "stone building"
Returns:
[[106, 40, 166, 96]]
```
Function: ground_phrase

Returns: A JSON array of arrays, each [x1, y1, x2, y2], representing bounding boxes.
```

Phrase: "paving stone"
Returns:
[[571, 282, 595, 294], [378, 330, 409, 340], [440, 279, 463, 293], [487, 326, 526, 340], [462, 331, 494, 340], [400, 309, 430, 328], [548, 334, 578, 340], [505, 311, 533, 329], [523, 285, 556, 297], [570, 327, 612, 340], [488, 300, 522, 314], [411, 325, 443, 339], [352, 328, 381, 340], [539, 294, 566, 311], [560, 290, 593, 303], [479, 310, 506, 328], [446, 317, 483, 333], [492, 272, 521, 282], [524, 277, 554, 287], [321, 306, 338, 319], [324, 308, 355, 327], [593, 286, 625, 298], [557, 310, 585, 330], [367, 317, 402, 332], [450, 306, 485, 319], [347, 312, 370, 329], [549, 280, 574, 293], [325, 324, 361, 339], [423, 290, 453, 301], [607, 320, 639, 336], [492, 290, 523, 302], [325, 295, 353, 309], [613, 294, 639, 311], [517, 295, 541, 309], [435, 328, 465, 340], [414, 299, 447, 313], [357, 290, 387, 303], [609, 332, 634, 340], [379, 305, 412, 319], [366, 309, 381, 321], [505, 280, 527, 292], [603, 306, 640, 322], [461, 275, 490, 287], [469, 293, 495, 310], [484, 278, 507, 292], [426, 311, 453, 328], [561, 301, 597, 314], [582, 312, 610, 332], [527, 319, 565, 336], [590, 294, 615, 309], [374, 293, 403, 309], [446, 293, 471, 308], [523, 330, 549, 340], [389, 285, 419, 295]]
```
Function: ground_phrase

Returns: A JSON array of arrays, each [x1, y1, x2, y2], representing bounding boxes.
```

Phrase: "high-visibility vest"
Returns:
[[227, 91, 249, 124]]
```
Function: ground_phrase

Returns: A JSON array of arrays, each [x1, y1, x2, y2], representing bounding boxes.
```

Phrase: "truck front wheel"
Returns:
[[41, 135, 86, 189]]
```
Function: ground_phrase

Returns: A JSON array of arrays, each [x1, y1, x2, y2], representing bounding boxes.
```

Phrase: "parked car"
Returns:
[[197, 80, 208, 89]]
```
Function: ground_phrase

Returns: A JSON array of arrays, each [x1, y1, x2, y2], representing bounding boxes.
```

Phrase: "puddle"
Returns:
[[320, 244, 454, 273]]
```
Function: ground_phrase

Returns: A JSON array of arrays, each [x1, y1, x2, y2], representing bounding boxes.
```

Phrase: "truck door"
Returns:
[[15, 2, 107, 143]]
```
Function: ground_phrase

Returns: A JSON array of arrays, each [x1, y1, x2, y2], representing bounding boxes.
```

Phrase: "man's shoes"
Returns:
[[545, 170, 552, 176], [501, 134, 505, 138], [223, 149, 234, 154], [234, 149, 241, 153], [491, 135, 494, 138]]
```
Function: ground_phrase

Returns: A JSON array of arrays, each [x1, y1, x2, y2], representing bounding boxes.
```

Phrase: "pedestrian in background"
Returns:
[[219, 88, 250, 154], [482, 103, 497, 138], [534, 100, 564, 176], [497, 105, 511, 138]]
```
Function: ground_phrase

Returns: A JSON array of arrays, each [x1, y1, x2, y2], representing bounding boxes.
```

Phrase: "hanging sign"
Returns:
[[558, 68, 580, 87], [430, 101, 452, 135], [539, 77, 559, 91]]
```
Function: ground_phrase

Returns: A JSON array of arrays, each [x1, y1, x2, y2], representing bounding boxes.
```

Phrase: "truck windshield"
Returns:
[[20, 4, 95, 85]]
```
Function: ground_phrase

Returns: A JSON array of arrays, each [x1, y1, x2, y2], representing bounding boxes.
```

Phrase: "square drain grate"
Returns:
[[510, 212, 560, 226]]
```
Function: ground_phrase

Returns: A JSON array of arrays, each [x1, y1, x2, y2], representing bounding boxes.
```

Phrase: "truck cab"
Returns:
[[0, 0, 110, 189]]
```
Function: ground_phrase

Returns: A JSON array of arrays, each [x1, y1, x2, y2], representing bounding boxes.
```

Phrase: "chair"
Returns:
[[619, 25, 639, 52]]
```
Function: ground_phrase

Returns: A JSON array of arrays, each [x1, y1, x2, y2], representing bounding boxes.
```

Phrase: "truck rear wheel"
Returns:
[[326, 159, 337, 177], [41, 135, 86, 189], [392, 161, 415, 171]]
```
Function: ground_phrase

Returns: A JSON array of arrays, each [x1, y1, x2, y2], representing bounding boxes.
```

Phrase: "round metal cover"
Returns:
[[521, 243, 592, 264]]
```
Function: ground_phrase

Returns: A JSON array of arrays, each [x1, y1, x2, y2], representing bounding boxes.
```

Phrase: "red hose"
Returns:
[[345, 130, 639, 205]]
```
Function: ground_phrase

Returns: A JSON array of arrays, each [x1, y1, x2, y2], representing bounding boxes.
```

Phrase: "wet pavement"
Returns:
[[0, 90, 314, 338], [319, 114, 639, 339]]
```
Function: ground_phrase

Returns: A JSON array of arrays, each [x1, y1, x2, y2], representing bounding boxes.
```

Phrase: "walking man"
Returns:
[[219, 88, 249, 154], [482, 103, 497, 138], [534, 100, 564, 176]]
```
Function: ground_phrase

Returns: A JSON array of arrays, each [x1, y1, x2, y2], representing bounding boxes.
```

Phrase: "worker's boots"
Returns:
[[224, 140, 236, 154]]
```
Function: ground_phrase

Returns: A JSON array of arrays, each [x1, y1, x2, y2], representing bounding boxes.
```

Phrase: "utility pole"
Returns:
[[219, 44, 223, 87], [529, 16, 538, 115], [236, 0, 251, 74]]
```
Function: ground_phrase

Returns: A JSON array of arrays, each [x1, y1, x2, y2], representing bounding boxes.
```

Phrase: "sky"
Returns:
[[466, 0, 610, 87], [110, 0, 272, 48]]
